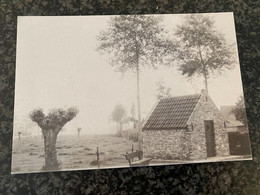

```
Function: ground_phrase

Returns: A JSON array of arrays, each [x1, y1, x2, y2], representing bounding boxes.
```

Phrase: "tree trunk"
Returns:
[[203, 70, 208, 92], [198, 48, 208, 92], [136, 63, 142, 151], [42, 130, 59, 170], [134, 34, 142, 151]]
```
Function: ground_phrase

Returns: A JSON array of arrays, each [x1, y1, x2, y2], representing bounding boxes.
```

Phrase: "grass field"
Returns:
[[12, 134, 139, 174], [12, 134, 252, 174]]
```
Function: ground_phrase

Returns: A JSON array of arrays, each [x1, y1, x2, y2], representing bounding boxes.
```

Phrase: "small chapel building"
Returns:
[[142, 89, 230, 161]]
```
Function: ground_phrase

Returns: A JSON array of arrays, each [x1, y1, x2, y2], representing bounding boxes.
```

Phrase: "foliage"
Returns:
[[232, 96, 248, 125], [173, 14, 235, 90], [111, 104, 126, 123], [128, 129, 139, 142], [97, 15, 174, 73], [156, 81, 172, 99], [30, 107, 78, 133]]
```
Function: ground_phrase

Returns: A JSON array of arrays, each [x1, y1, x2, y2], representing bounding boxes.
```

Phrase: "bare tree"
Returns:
[[30, 107, 78, 170], [173, 15, 235, 92], [97, 15, 174, 150]]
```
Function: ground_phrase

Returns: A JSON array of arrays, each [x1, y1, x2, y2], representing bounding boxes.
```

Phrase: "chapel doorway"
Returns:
[[204, 120, 216, 157]]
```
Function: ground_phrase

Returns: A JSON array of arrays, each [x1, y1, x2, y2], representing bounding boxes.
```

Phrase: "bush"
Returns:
[[128, 129, 139, 142], [115, 130, 122, 137]]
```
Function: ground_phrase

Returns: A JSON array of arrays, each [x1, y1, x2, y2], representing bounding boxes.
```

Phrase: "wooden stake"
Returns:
[[132, 145, 134, 162], [96, 147, 100, 169]]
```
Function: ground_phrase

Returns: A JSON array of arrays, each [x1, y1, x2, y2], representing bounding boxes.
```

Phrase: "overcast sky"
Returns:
[[14, 13, 245, 135]]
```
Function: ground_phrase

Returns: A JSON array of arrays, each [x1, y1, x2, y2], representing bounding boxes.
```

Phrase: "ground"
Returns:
[[12, 134, 139, 174], [11, 134, 252, 174]]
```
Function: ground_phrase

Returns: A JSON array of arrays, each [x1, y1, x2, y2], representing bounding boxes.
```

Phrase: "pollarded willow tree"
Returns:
[[97, 15, 174, 150], [30, 107, 78, 170], [174, 15, 235, 92]]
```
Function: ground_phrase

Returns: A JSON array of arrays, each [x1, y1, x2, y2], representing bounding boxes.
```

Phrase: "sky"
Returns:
[[13, 12, 245, 136]]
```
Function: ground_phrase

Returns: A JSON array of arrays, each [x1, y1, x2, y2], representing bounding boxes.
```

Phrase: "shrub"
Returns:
[[128, 129, 139, 142]]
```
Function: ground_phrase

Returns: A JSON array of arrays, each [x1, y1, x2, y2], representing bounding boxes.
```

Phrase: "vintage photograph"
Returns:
[[12, 13, 252, 174]]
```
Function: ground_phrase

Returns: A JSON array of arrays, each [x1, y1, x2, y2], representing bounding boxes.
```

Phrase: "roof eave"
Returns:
[[142, 126, 188, 131]]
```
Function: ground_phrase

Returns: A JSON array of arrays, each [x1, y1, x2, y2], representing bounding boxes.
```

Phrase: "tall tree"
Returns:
[[232, 96, 248, 125], [30, 107, 78, 170], [174, 15, 235, 91], [97, 15, 173, 150], [111, 104, 126, 136]]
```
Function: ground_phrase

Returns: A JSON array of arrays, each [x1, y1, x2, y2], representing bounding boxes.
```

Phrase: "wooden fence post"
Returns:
[[96, 147, 100, 169], [132, 145, 134, 162]]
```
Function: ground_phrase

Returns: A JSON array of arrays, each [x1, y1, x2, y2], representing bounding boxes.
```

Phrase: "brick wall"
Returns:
[[187, 90, 230, 159], [143, 129, 191, 160]]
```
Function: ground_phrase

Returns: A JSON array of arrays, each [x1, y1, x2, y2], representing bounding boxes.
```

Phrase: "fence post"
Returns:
[[132, 145, 134, 162], [96, 147, 100, 169]]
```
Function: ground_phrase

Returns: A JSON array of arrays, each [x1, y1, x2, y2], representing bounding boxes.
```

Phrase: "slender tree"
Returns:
[[174, 15, 235, 92], [30, 107, 78, 170], [97, 15, 174, 150], [111, 104, 126, 137]]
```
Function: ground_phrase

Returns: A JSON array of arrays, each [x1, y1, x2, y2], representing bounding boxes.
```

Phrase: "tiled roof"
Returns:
[[143, 94, 201, 130]]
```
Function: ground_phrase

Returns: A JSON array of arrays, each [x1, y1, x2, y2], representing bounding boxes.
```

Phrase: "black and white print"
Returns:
[[12, 13, 252, 174]]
